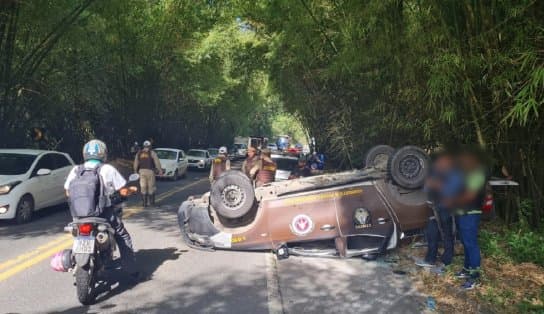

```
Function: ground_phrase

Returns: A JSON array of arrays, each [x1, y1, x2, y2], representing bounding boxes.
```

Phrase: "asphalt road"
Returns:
[[0, 167, 424, 314]]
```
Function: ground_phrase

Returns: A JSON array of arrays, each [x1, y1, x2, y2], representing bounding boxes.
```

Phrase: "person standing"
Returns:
[[242, 146, 260, 181], [133, 140, 162, 207], [255, 149, 277, 187], [209, 146, 231, 183], [454, 150, 487, 290], [416, 152, 461, 270]]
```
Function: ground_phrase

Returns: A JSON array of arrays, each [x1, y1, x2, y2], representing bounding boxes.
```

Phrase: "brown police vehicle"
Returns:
[[178, 145, 435, 258]]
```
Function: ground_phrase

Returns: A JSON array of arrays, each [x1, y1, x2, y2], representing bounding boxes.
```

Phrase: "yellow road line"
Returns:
[[0, 239, 72, 282], [0, 178, 208, 283], [0, 234, 71, 271]]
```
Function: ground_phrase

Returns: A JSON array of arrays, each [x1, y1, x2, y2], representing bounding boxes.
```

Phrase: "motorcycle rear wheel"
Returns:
[[76, 265, 95, 305]]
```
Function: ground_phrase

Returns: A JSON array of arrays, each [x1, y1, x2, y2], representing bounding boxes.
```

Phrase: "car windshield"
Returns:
[[188, 150, 206, 157], [234, 144, 247, 149], [0, 153, 37, 175], [273, 158, 298, 171], [156, 150, 177, 160]]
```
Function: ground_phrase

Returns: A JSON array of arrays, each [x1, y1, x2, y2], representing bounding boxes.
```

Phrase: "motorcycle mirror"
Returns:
[[128, 173, 140, 182]]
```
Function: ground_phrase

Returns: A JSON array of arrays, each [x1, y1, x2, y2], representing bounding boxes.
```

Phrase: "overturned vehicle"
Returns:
[[177, 145, 435, 258]]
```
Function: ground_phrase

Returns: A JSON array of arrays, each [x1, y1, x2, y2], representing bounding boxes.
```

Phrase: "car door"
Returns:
[[49, 153, 73, 205], [334, 182, 396, 250], [178, 150, 188, 173], [27, 154, 57, 209]]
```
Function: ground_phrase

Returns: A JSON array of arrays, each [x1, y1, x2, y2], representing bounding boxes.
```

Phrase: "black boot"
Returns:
[[150, 193, 155, 206], [142, 194, 148, 207]]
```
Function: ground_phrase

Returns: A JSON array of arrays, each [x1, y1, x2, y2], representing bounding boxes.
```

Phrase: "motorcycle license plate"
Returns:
[[73, 236, 95, 254]]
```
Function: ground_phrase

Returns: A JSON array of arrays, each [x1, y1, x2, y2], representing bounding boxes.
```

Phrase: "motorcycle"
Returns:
[[53, 174, 139, 305]]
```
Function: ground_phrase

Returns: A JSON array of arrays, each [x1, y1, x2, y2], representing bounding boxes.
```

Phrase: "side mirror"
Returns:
[[37, 168, 52, 176], [128, 173, 140, 182]]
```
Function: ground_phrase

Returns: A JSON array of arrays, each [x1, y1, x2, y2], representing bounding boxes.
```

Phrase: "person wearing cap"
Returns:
[[133, 140, 162, 207], [242, 146, 260, 180], [255, 148, 277, 187], [210, 146, 231, 183]]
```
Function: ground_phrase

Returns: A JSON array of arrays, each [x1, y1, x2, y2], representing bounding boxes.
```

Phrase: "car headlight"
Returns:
[[0, 181, 22, 195], [198, 160, 204, 164]]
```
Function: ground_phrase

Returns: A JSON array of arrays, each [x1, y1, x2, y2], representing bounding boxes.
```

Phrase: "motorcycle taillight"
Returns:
[[78, 223, 93, 236]]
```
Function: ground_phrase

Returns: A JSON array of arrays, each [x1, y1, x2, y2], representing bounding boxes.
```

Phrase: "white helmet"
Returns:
[[83, 139, 107, 161], [143, 140, 151, 148], [219, 146, 228, 154]]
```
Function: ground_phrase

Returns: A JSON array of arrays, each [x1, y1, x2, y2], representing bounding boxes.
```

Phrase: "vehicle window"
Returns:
[[156, 150, 177, 160], [188, 150, 206, 157], [33, 154, 56, 173], [273, 158, 299, 171], [0, 153, 37, 175], [51, 154, 71, 169]]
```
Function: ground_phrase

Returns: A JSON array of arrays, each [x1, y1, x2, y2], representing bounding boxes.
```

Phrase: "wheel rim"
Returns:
[[373, 153, 389, 169], [18, 198, 32, 221], [398, 154, 422, 179], [221, 184, 246, 211]]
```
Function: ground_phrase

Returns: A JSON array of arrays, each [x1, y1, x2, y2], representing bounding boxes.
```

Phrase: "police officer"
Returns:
[[242, 146, 260, 180], [133, 140, 162, 207], [255, 149, 277, 187], [209, 146, 231, 182]]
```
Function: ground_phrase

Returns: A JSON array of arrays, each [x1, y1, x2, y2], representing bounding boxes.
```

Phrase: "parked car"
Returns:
[[0, 149, 75, 223], [186, 149, 212, 170], [267, 143, 279, 153], [178, 145, 432, 258], [155, 148, 188, 180], [231, 143, 247, 160], [208, 148, 219, 158], [271, 154, 299, 181]]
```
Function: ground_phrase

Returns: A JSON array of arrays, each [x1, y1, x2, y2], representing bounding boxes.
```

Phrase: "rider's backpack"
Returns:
[[68, 165, 107, 218]]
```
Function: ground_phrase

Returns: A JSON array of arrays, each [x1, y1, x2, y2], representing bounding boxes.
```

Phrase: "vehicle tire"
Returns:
[[182, 169, 187, 179], [173, 170, 179, 181], [387, 146, 430, 189], [365, 145, 395, 170], [75, 265, 95, 305], [15, 194, 34, 224], [210, 170, 255, 219]]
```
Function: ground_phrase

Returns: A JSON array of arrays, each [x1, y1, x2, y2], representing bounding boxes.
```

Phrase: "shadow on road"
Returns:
[[52, 247, 182, 314]]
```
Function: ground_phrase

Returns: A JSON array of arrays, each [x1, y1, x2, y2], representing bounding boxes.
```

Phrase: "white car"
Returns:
[[186, 149, 212, 170], [271, 154, 299, 181], [0, 149, 75, 223], [155, 148, 188, 180]]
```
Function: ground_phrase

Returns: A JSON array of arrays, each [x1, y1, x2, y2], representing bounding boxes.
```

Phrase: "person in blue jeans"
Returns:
[[454, 151, 487, 290], [417, 153, 462, 269]]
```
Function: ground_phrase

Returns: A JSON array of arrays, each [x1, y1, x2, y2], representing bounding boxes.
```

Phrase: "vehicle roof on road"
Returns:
[[0, 149, 62, 155], [188, 149, 208, 152], [155, 148, 181, 152]]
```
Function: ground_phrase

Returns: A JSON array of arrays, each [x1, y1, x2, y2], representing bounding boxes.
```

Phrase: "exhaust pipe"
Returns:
[[96, 232, 109, 244]]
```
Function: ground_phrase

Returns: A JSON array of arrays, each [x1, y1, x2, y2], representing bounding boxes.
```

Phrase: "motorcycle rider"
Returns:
[[133, 140, 162, 207], [209, 146, 231, 183], [255, 149, 277, 187], [64, 139, 137, 276], [242, 146, 260, 180]]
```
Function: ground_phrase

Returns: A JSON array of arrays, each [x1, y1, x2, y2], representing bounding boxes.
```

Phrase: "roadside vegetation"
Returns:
[[1, 1, 543, 307]]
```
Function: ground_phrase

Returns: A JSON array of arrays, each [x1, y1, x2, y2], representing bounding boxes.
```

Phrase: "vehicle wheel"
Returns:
[[75, 265, 95, 305], [387, 146, 430, 189], [365, 145, 394, 170], [181, 169, 187, 179], [15, 195, 34, 224], [173, 170, 179, 181], [210, 170, 255, 219]]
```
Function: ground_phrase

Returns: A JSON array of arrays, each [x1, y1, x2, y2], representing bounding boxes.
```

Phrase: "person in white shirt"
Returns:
[[64, 139, 136, 274]]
